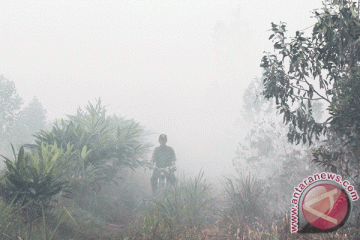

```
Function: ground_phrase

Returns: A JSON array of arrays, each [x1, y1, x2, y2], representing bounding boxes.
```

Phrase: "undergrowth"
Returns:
[[118, 171, 213, 240], [0, 171, 359, 239]]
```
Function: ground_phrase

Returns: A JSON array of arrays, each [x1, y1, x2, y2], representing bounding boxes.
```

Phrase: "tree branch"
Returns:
[[303, 78, 331, 103], [289, 84, 307, 91], [300, 97, 325, 101]]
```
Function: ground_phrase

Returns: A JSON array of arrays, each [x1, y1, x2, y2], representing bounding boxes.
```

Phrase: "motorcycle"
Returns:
[[153, 166, 176, 195]]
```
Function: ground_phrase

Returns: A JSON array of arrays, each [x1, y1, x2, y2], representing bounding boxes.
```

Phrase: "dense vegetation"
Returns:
[[261, 0, 360, 181]]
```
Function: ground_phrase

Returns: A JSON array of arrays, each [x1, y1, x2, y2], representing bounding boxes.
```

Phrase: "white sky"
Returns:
[[0, 0, 325, 178]]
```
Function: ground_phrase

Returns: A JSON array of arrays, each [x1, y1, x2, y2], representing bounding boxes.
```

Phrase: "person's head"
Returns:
[[159, 134, 167, 146]]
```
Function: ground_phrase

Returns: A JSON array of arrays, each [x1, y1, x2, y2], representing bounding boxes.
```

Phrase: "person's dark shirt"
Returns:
[[151, 146, 176, 168]]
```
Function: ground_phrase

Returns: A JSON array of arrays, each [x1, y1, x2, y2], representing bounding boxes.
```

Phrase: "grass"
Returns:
[[0, 195, 109, 240], [223, 174, 267, 227], [117, 171, 213, 239], [1, 171, 360, 239], [116, 172, 360, 240]]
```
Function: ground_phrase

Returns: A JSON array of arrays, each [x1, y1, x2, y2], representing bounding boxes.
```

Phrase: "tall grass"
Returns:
[[223, 174, 267, 226], [0, 195, 82, 240], [118, 171, 360, 239], [119, 171, 213, 239], [0, 198, 47, 239], [0, 197, 23, 239], [1, 171, 360, 239], [217, 173, 359, 240]]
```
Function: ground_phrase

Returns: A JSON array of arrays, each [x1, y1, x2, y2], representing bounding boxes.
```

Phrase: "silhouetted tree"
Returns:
[[0, 75, 23, 153], [9, 96, 47, 146]]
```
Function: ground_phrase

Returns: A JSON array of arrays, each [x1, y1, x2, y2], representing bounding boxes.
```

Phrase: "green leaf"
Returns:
[[351, 8, 357, 18], [29, 188, 36, 195], [30, 150, 40, 173], [274, 42, 283, 49], [322, 26, 327, 34], [271, 22, 278, 29]]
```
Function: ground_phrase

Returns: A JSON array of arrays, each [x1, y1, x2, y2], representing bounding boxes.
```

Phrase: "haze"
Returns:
[[0, 0, 324, 178]]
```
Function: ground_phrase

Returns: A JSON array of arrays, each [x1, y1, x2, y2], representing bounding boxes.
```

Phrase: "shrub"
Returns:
[[0, 143, 77, 208], [222, 173, 267, 236], [25, 99, 152, 221]]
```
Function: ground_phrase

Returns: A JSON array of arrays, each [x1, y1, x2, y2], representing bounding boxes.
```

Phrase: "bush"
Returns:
[[26, 99, 152, 220], [0, 143, 76, 208], [222, 174, 267, 236]]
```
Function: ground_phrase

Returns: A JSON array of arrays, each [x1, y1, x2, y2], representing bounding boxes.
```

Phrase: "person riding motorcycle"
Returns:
[[150, 134, 177, 195]]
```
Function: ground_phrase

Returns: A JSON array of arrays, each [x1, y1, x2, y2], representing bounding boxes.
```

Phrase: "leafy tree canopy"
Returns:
[[261, 0, 360, 180], [261, 0, 360, 145]]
